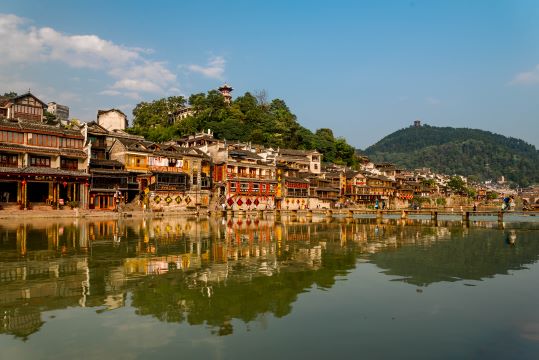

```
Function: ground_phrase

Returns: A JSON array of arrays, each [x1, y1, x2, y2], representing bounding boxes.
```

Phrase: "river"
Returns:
[[0, 216, 538, 359]]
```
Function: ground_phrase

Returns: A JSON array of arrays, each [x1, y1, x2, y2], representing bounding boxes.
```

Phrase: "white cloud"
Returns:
[[188, 56, 226, 80], [426, 97, 441, 105], [0, 13, 178, 96], [99, 89, 141, 100], [510, 64, 539, 85]]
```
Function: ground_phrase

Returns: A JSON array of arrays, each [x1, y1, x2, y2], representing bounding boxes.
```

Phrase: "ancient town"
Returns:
[[1, 87, 537, 216]]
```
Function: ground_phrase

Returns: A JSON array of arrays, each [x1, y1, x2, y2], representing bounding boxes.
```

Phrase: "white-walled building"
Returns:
[[97, 109, 128, 131]]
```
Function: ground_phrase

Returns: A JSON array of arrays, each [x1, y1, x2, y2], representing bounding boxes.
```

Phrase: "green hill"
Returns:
[[363, 125, 539, 186]]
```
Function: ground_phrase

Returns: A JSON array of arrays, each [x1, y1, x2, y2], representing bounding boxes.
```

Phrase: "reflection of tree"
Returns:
[[130, 250, 356, 335], [370, 228, 539, 286]]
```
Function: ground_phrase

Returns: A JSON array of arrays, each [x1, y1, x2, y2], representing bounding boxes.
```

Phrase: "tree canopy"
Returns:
[[365, 125, 539, 186], [129, 91, 357, 166]]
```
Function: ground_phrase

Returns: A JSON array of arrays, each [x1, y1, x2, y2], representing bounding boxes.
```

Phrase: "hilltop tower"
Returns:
[[218, 83, 233, 104]]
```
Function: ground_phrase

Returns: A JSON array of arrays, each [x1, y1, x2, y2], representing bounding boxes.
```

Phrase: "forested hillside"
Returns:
[[128, 91, 357, 166], [364, 125, 539, 186]]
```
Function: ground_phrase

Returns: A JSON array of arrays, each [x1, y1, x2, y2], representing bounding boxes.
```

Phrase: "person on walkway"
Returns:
[[502, 196, 511, 211]]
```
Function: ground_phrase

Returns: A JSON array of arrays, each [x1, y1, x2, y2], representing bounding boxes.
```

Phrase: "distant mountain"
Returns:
[[363, 125, 539, 186]]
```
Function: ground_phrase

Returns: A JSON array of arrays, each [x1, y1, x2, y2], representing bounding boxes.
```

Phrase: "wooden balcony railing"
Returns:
[[149, 165, 186, 173]]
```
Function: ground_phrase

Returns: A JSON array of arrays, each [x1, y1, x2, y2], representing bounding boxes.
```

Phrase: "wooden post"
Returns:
[[462, 211, 469, 222], [498, 211, 504, 224], [401, 210, 407, 219], [430, 211, 437, 221], [376, 210, 383, 220], [307, 209, 313, 218], [347, 209, 354, 219]]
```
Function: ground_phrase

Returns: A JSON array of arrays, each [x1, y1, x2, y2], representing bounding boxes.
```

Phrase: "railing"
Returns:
[[0, 162, 18, 168], [149, 165, 186, 173], [227, 173, 274, 180], [125, 165, 148, 171], [91, 182, 127, 190]]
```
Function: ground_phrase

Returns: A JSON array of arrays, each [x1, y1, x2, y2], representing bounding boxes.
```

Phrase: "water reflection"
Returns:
[[0, 217, 538, 340]]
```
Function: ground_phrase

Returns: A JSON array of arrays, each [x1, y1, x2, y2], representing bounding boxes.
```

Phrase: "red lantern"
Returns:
[[63, 181, 68, 187], [21, 179, 26, 185]]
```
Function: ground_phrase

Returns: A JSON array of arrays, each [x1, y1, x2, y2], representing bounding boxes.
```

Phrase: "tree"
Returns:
[[128, 90, 358, 166], [447, 176, 466, 193], [2, 91, 17, 98], [132, 96, 186, 129], [44, 110, 57, 124]]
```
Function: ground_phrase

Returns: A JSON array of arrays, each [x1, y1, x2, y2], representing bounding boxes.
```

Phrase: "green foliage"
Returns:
[[44, 110, 57, 124], [447, 176, 466, 193], [365, 125, 539, 186], [436, 198, 447, 206], [132, 96, 187, 128], [129, 91, 358, 166], [2, 91, 18, 98], [421, 179, 436, 186]]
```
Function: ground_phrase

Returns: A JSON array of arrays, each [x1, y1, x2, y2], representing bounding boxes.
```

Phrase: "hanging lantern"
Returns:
[[21, 179, 26, 185], [63, 181, 68, 187]]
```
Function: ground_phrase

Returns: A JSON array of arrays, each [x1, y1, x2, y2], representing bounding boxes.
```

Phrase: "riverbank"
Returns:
[[0, 208, 202, 220]]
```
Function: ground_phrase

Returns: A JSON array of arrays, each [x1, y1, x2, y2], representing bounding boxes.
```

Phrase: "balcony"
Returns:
[[227, 172, 274, 180], [125, 164, 148, 171], [149, 165, 186, 173], [0, 162, 18, 168]]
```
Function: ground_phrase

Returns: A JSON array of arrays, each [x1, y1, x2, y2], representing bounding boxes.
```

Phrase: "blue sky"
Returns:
[[1, 0, 538, 149]]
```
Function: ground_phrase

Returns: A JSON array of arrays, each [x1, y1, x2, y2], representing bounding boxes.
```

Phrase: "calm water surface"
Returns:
[[1, 216, 538, 359]]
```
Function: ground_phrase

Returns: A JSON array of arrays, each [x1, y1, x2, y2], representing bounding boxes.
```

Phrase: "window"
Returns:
[[240, 183, 249, 192], [0, 131, 24, 143], [269, 184, 275, 193], [29, 155, 50, 167], [61, 158, 78, 170], [261, 184, 266, 192], [252, 183, 259, 192], [0, 153, 17, 167], [229, 182, 237, 192], [314, 164, 318, 170], [28, 133, 58, 147], [61, 137, 83, 149]]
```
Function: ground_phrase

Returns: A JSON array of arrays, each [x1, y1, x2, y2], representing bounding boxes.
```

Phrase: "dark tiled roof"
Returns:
[[86, 121, 110, 134], [21, 166, 89, 177], [0, 166, 89, 177], [316, 187, 340, 192], [90, 158, 124, 168], [279, 148, 319, 156], [97, 109, 126, 117], [0, 118, 84, 137], [90, 169, 130, 176], [60, 149, 88, 158], [284, 176, 310, 184], [229, 149, 263, 160]]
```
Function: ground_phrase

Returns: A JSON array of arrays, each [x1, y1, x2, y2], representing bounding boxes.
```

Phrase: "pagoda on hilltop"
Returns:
[[218, 83, 233, 104]]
